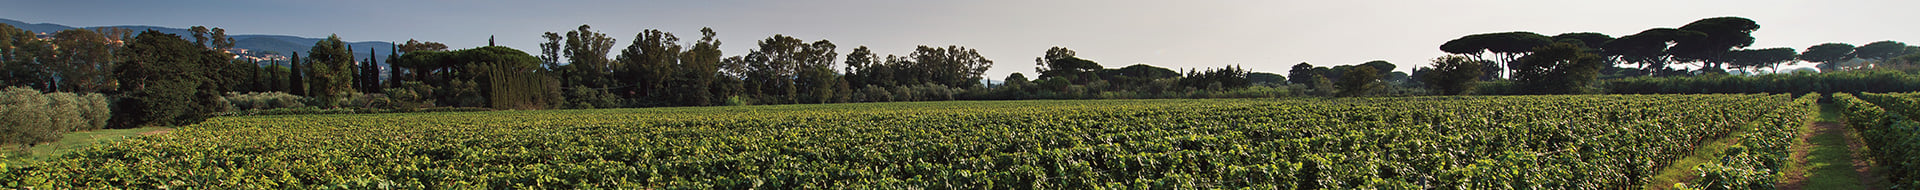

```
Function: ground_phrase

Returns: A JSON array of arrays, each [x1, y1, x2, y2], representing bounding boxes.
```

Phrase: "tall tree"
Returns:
[[288, 52, 305, 95], [1422, 55, 1484, 95], [1512, 43, 1604, 94], [1724, 48, 1797, 73], [210, 27, 234, 50], [909, 45, 992, 88], [1854, 41, 1909, 61], [307, 35, 356, 105], [678, 27, 724, 106], [397, 39, 449, 53], [1034, 47, 1101, 84], [1669, 17, 1760, 70], [362, 47, 381, 92], [539, 32, 564, 86], [1800, 43, 1855, 71], [1287, 62, 1317, 85], [387, 43, 402, 88], [563, 25, 616, 89], [1335, 66, 1380, 97], [50, 29, 116, 93], [112, 30, 222, 128], [1439, 31, 1553, 79], [188, 26, 210, 48], [1602, 28, 1706, 76], [1550, 32, 1614, 49], [613, 29, 681, 101]]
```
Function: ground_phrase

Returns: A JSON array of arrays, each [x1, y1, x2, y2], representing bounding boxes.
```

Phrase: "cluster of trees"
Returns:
[[0, 87, 109, 148], [0, 22, 1284, 129], [14, 15, 1918, 131], [1420, 16, 1920, 95], [1286, 60, 1409, 96], [990, 47, 1281, 99]]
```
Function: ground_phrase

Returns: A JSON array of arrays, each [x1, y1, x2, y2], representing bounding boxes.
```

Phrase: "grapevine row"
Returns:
[[5, 95, 1810, 189]]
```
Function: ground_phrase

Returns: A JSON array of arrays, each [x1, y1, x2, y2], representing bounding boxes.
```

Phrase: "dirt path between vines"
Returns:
[[1778, 121, 1885, 190]]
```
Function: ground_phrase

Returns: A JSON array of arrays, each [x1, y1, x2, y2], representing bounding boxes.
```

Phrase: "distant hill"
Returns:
[[1, 18, 395, 63]]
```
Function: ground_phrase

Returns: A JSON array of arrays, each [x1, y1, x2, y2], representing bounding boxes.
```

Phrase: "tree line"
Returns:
[[4, 16, 1917, 129], [0, 23, 1280, 129], [1415, 16, 1920, 95]]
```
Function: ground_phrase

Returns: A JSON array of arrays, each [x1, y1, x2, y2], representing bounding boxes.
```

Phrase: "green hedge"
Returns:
[[1604, 70, 1920, 95]]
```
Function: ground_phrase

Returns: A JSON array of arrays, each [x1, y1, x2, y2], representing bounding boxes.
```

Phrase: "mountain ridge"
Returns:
[[1, 18, 396, 61]]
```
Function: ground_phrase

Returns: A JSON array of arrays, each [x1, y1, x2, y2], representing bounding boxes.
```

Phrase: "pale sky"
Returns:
[[5, 0, 1917, 78]]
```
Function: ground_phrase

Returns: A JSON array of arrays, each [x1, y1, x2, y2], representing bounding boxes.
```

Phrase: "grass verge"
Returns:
[[1645, 131, 1744, 189], [3, 127, 171, 166]]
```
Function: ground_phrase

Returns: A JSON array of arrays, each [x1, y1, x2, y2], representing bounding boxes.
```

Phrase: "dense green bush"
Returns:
[[1603, 70, 1920, 94], [0, 87, 112, 147], [222, 92, 307, 110], [1844, 92, 1920, 188]]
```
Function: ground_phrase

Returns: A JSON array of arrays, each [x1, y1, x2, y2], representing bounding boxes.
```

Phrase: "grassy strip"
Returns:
[[1645, 131, 1744, 189], [3, 127, 171, 166], [1780, 104, 1867, 189]]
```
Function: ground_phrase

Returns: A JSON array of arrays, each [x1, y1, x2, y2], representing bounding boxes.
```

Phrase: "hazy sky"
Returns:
[[5, 0, 1917, 78]]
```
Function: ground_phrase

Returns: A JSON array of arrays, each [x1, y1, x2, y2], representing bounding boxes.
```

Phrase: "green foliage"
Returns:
[[0, 87, 112, 148], [1853, 41, 1909, 61], [220, 92, 306, 111], [564, 85, 620, 109], [1721, 47, 1798, 72], [1602, 70, 1920, 94], [1512, 42, 1604, 94], [3, 94, 1813, 188], [1334, 66, 1379, 97], [1801, 43, 1855, 71], [1669, 17, 1760, 63], [1833, 93, 1920, 188], [111, 30, 223, 128], [1680, 94, 1816, 189], [1423, 55, 1484, 95], [306, 35, 356, 106], [1035, 47, 1102, 84], [1246, 72, 1285, 86]]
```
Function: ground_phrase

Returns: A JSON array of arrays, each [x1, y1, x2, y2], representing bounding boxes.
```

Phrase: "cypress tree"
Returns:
[[289, 52, 305, 95], [365, 47, 379, 92], [387, 42, 403, 88], [387, 43, 402, 89]]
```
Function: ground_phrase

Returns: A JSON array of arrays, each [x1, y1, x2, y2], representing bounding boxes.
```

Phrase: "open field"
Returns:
[[4, 94, 1816, 188]]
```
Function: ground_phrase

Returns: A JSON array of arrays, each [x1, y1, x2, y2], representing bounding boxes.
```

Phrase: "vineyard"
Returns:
[[1836, 92, 1920, 188], [3, 94, 1816, 189]]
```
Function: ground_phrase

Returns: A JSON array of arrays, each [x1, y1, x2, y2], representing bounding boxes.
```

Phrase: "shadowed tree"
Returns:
[[1512, 43, 1604, 94], [1423, 55, 1484, 95], [1034, 47, 1101, 84], [307, 35, 356, 106], [1670, 17, 1760, 71], [1440, 31, 1553, 79], [1335, 66, 1379, 97], [1551, 32, 1614, 50], [1287, 62, 1317, 85], [677, 27, 724, 106], [288, 52, 305, 95], [50, 29, 116, 93], [1800, 43, 1855, 71], [564, 25, 617, 89], [614, 29, 681, 102], [1854, 41, 1909, 61], [1723, 48, 1797, 73], [111, 30, 222, 128], [1602, 28, 1705, 76]]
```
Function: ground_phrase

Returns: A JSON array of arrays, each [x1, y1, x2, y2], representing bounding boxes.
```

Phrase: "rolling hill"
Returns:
[[1, 18, 395, 63]]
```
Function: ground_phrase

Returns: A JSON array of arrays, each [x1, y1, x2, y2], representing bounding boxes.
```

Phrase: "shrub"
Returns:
[[223, 92, 307, 110], [0, 87, 113, 146]]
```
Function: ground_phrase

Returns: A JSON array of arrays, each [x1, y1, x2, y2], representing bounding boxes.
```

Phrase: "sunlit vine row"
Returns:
[[5, 94, 1809, 189]]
